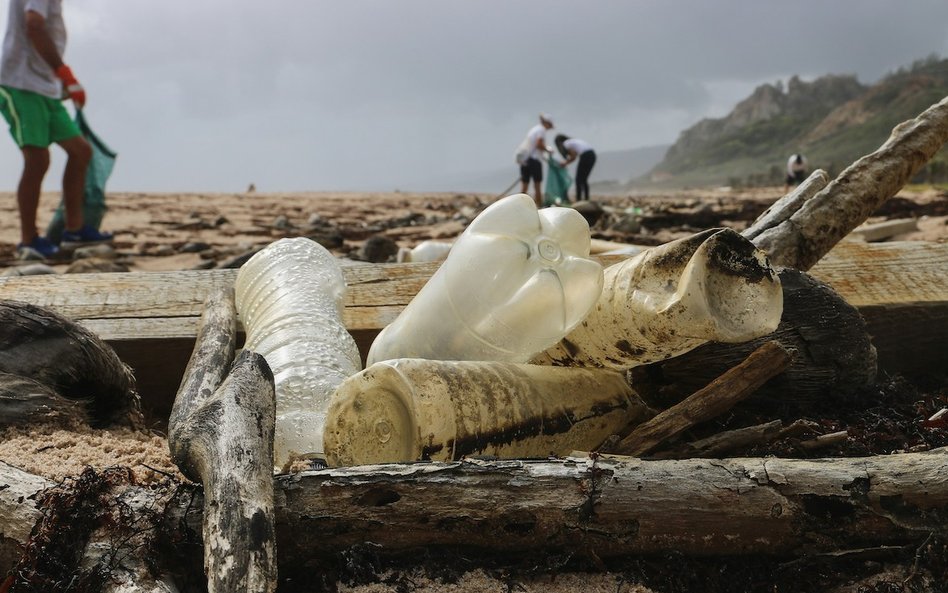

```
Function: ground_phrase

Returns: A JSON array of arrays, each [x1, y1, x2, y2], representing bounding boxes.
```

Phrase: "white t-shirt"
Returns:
[[517, 124, 547, 163], [1, 0, 66, 98], [563, 138, 593, 156], [787, 154, 807, 176]]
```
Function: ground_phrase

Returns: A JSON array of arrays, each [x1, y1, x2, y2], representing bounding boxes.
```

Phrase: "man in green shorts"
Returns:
[[1, 0, 112, 258]]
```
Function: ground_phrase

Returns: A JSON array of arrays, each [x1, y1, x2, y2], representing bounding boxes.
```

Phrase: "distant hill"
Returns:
[[638, 54, 948, 188]]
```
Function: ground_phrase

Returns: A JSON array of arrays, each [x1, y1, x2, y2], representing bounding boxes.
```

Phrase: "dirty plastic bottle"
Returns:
[[534, 228, 783, 370], [367, 193, 604, 365], [323, 358, 651, 466], [234, 237, 362, 469], [396, 240, 454, 263]]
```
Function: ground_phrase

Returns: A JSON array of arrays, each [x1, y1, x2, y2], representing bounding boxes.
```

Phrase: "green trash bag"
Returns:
[[544, 154, 572, 207], [46, 109, 117, 244]]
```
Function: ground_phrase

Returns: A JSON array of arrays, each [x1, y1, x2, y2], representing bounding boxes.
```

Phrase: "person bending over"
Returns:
[[555, 134, 597, 201]]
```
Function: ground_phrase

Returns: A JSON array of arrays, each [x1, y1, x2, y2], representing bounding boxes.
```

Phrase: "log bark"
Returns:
[[0, 300, 143, 428], [2, 448, 948, 580], [630, 268, 877, 410], [615, 341, 791, 456], [167, 287, 278, 593], [754, 95, 948, 270]]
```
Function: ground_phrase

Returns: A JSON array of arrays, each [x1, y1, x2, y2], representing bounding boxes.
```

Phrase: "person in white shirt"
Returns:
[[554, 134, 597, 201], [785, 153, 808, 191], [514, 113, 554, 207]]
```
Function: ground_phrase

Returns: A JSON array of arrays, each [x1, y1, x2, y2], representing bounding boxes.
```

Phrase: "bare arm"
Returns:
[[563, 149, 578, 166], [24, 10, 64, 71]]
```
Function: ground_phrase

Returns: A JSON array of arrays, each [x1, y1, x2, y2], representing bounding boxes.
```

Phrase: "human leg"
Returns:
[[56, 134, 92, 232], [576, 152, 596, 201], [17, 146, 50, 245]]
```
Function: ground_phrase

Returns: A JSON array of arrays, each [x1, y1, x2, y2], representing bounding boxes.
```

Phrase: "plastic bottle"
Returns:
[[234, 237, 361, 469], [534, 228, 783, 370], [323, 358, 651, 466], [367, 193, 604, 365], [396, 240, 454, 263]]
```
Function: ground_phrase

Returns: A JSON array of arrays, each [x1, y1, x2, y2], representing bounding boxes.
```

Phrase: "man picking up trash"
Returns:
[[0, 0, 113, 258]]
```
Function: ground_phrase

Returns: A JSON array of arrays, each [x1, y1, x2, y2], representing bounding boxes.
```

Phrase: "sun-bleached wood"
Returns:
[[168, 287, 278, 593]]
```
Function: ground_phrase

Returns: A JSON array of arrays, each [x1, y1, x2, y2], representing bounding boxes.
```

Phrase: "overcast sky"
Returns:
[[2, 0, 948, 193]]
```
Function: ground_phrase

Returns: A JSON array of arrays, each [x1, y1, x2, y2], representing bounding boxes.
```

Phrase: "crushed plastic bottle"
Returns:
[[367, 193, 604, 365], [323, 358, 651, 466], [396, 240, 454, 263], [534, 228, 783, 370], [234, 237, 361, 469]]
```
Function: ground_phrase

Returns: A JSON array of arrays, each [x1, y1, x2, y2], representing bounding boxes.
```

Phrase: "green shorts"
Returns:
[[0, 85, 80, 148]]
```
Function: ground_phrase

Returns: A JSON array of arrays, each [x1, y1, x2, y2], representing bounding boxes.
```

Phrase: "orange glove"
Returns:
[[55, 64, 86, 108]]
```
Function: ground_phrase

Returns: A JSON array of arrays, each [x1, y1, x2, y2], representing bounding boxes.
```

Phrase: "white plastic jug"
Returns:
[[324, 358, 651, 466], [234, 237, 362, 470], [396, 240, 454, 263], [367, 193, 604, 365]]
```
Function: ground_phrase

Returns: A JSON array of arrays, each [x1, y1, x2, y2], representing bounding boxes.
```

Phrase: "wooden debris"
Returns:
[[753, 95, 948, 270], [851, 218, 919, 242], [799, 430, 850, 452], [4, 449, 948, 571], [742, 169, 830, 240], [168, 287, 278, 593], [0, 300, 143, 428], [614, 341, 791, 456]]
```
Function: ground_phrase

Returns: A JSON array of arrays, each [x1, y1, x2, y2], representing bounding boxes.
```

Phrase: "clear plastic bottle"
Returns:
[[367, 193, 603, 365], [234, 237, 361, 469], [323, 358, 651, 466], [534, 228, 783, 370]]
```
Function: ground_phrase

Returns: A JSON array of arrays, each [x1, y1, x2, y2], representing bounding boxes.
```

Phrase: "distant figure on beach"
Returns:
[[0, 0, 112, 258], [785, 153, 808, 192], [555, 134, 597, 202], [514, 113, 554, 207]]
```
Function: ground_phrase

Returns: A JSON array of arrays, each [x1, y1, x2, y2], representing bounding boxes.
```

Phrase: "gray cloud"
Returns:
[[0, 0, 946, 192]]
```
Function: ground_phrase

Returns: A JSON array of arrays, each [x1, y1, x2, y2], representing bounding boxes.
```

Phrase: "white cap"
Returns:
[[540, 112, 554, 125]]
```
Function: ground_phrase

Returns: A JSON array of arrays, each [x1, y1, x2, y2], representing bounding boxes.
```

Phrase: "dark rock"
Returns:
[[572, 200, 605, 227], [358, 236, 399, 263], [65, 258, 130, 274], [179, 241, 212, 253]]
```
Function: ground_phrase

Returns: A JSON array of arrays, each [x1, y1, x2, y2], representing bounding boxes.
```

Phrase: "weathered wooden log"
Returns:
[[754, 95, 948, 270], [0, 300, 143, 428], [631, 268, 877, 410], [742, 169, 830, 240], [4, 450, 948, 573], [615, 341, 791, 456], [167, 287, 278, 593], [0, 372, 89, 427], [0, 465, 182, 592]]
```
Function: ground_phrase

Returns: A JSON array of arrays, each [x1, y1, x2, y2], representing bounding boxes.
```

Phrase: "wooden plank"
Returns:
[[1, 243, 943, 335], [1, 242, 944, 421]]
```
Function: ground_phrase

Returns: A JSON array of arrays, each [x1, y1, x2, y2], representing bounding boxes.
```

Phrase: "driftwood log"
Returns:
[[167, 287, 278, 593], [754, 95, 948, 270], [615, 341, 792, 456], [632, 268, 877, 409], [0, 300, 143, 428], [3, 449, 948, 581]]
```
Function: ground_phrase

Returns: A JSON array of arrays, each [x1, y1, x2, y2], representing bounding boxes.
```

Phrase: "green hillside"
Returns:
[[641, 55, 948, 188]]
